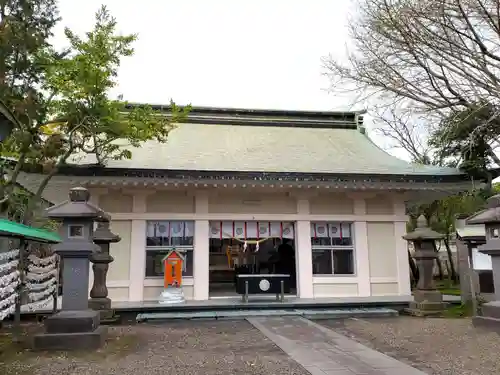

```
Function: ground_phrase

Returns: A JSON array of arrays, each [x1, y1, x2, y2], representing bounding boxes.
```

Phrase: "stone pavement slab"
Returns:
[[248, 316, 428, 375]]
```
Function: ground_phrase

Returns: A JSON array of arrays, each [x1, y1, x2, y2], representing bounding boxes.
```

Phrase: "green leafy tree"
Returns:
[[430, 104, 500, 191], [321, 0, 500, 285], [1, 5, 189, 224], [0, 0, 61, 215], [323, 0, 500, 185], [0, 0, 60, 108], [407, 189, 491, 282]]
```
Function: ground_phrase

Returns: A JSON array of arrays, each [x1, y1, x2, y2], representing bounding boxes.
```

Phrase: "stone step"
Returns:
[[136, 307, 398, 322], [100, 316, 121, 325], [472, 315, 500, 334], [296, 307, 398, 320]]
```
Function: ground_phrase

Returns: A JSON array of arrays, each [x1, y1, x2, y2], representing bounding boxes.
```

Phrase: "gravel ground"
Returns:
[[320, 316, 500, 375], [1, 320, 308, 375]]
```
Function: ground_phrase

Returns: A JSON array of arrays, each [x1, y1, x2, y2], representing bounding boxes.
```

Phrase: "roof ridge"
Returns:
[[125, 103, 365, 129]]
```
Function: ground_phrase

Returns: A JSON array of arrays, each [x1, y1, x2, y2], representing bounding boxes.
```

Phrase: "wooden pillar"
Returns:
[[295, 197, 313, 298]]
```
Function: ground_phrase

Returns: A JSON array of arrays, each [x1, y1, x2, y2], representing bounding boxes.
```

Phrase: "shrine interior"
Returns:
[[208, 221, 298, 297]]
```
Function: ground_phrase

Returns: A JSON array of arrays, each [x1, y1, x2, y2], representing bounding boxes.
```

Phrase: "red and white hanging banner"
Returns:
[[246, 222, 257, 239], [311, 222, 328, 238], [209, 221, 295, 239], [221, 221, 233, 238], [258, 222, 270, 238], [233, 221, 246, 239], [147, 222, 157, 237], [282, 222, 294, 239], [210, 222, 222, 239], [328, 223, 341, 238], [328, 222, 349, 239], [184, 222, 194, 237], [311, 223, 317, 238], [170, 221, 184, 238], [156, 222, 169, 237], [268, 222, 280, 238], [340, 223, 351, 238]]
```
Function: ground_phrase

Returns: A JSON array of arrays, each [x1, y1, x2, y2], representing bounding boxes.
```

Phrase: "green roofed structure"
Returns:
[[0, 219, 60, 244], [16, 105, 473, 306]]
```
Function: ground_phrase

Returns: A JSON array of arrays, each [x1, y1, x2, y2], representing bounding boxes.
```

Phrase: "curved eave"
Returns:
[[55, 164, 470, 185], [15, 171, 473, 206], [80, 177, 472, 193]]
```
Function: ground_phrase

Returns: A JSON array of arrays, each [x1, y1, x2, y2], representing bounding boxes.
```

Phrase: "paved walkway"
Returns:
[[248, 316, 427, 375]]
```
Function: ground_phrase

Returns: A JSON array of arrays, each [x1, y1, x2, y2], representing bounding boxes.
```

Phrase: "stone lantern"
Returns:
[[404, 215, 447, 316], [33, 187, 107, 351], [467, 194, 500, 330], [90, 213, 120, 322]]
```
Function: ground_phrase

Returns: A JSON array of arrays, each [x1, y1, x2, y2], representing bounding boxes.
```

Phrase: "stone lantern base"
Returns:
[[405, 290, 447, 316], [89, 297, 112, 310], [32, 310, 107, 351], [88, 297, 119, 323], [473, 301, 500, 333]]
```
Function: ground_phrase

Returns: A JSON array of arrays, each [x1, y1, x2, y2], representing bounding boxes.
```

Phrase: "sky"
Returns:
[[52, 0, 408, 160]]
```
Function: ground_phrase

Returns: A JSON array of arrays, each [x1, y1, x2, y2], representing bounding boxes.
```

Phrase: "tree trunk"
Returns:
[[444, 237, 458, 282], [432, 241, 444, 280], [408, 248, 419, 286]]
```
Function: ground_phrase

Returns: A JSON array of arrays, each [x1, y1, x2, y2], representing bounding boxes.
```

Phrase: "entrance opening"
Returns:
[[208, 221, 297, 297]]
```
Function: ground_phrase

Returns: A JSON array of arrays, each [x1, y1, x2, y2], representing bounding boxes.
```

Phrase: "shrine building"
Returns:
[[17, 106, 471, 303]]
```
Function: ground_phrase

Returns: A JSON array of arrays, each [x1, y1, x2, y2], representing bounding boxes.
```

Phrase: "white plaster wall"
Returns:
[[208, 192, 297, 214], [309, 193, 354, 215], [108, 220, 132, 282], [87, 220, 132, 301], [370, 282, 399, 296], [117, 190, 409, 302], [313, 283, 359, 297], [367, 222, 398, 279], [99, 192, 134, 213], [146, 191, 195, 213], [365, 196, 394, 215], [108, 287, 130, 301], [26, 178, 412, 303]]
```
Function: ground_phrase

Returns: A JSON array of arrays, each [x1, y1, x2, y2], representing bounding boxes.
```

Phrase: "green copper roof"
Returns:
[[0, 219, 61, 243], [73, 121, 461, 176]]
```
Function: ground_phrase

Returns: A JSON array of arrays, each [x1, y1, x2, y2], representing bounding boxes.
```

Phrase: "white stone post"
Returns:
[[193, 191, 210, 300], [353, 197, 371, 296], [295, 198, 313, 298]]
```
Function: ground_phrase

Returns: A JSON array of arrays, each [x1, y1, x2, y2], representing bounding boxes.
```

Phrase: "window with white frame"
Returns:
[[145, 221, 194, 277], [310, 222, 354, 275]]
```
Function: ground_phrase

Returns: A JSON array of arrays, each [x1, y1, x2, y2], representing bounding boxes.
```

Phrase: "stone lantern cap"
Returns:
[[466, 194, 500, 225], [45, 187, 103, 219], [403, 215, 445, 241], [93, 213, 121, 244]]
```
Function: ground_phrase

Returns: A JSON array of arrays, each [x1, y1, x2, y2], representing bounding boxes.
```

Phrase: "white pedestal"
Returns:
[[159, 287, 185, 304]]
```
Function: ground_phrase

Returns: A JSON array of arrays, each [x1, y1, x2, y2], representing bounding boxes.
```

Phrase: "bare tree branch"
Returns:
[[324, 0, 500, 114], [324, 0, 500, 167]]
